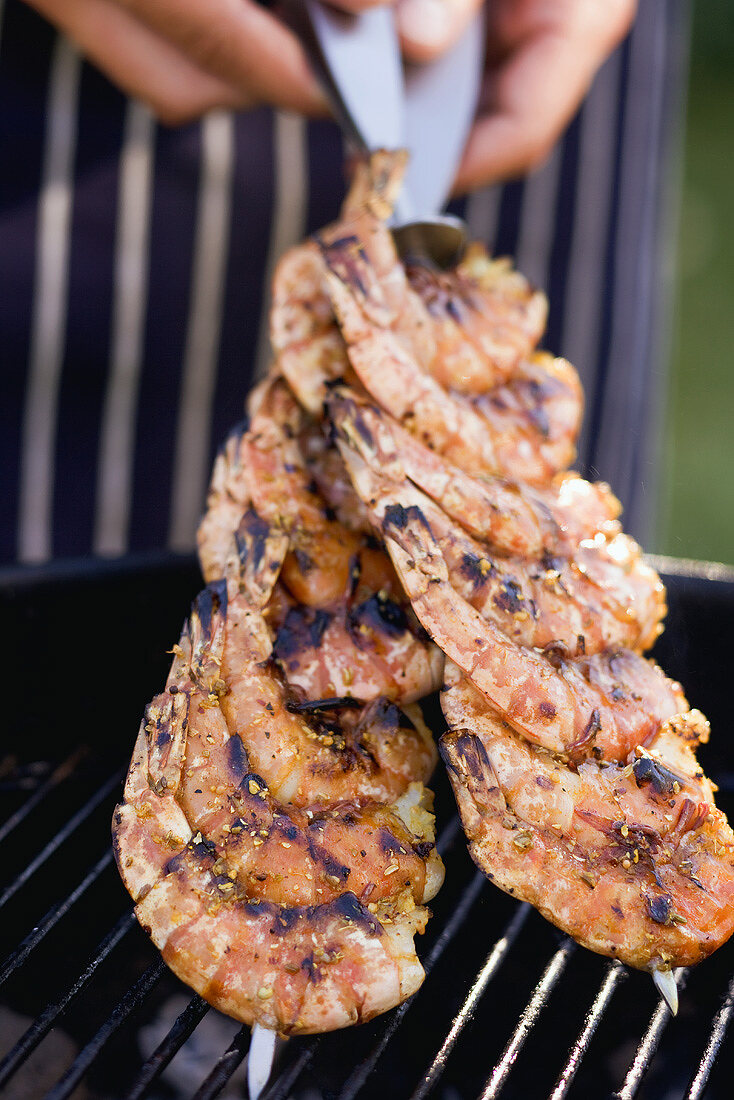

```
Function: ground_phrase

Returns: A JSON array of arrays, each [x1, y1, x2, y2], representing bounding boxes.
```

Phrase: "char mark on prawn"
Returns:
[[347, 592, 410, 644], [189, 580, 227, 641], [632, 755, 683, 796], [286, 696, 364, 713], [459, 552, 496, 586], [274, 607, 332, 660], [382, 503, 434, 538], [234, 508, 274, 574], [316, 234, 370, 298], [492, 577, 535, 618], [226, 736, 250, 783], [439, 730, 496, 788]]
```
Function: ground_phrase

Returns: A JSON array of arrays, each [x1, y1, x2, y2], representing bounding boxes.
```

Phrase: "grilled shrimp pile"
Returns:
[[114, 151, 734, 1037], [113, 369, 445, 1035]]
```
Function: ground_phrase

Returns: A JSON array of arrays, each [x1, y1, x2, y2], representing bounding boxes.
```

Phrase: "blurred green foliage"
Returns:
[[662, 1, 734, 563]]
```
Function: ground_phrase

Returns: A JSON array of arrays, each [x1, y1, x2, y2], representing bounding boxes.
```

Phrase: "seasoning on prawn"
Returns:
[[114, 515, 444, 1033], [330, 388, 680, 763], [329, 387, 666, 658], [199, 378, 443, 710], [317, 155, 582, 486], [441, 663, 734, 984]]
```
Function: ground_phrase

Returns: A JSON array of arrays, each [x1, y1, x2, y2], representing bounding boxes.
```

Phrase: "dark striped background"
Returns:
[[0, 0, 689, 564]]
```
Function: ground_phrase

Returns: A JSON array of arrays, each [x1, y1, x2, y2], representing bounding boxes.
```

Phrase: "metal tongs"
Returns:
[[290, 0, 485, 269]]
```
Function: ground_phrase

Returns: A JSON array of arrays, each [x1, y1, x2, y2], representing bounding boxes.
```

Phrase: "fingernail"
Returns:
[[398, 0, 451, 50]]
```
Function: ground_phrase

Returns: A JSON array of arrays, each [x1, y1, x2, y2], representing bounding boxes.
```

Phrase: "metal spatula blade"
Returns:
[[299, 0, 405, 154], [291, 3, 485, 264], [391, 9, 484, 266], [399, 9, 485, 219]]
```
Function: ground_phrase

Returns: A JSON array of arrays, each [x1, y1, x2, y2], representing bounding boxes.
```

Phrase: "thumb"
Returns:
[[396, 0, 483, 63]]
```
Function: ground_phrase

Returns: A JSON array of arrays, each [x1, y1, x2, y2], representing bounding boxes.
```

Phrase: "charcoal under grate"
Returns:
[[2, 552, 734, 1100]]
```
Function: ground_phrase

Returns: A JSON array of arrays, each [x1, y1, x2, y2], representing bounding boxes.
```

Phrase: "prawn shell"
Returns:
[[440, 667, 734, 971], [113, 573, 443, 1033]]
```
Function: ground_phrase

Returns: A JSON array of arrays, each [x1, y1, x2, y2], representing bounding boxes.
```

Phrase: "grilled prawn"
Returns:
[[314, 159, 581, 485], [199, 378, 442, 707], [330, 390, 665, 656], [441, 662, 734, 973], [331, 392, 679, 761], [113, 518, 444, 1033], [369, 493, 683, 762], [271, 153, 551, 434], [331, 393, 622, 560]]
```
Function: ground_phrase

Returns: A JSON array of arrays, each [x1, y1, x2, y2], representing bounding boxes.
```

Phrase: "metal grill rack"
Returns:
[[2, 552, 734, 1100]]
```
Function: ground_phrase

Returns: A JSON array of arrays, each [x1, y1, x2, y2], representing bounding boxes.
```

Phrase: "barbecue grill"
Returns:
[[2, 551, 734, 1100]]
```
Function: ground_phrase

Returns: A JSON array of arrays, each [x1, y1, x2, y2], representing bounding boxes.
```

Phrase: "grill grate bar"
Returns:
[[265, 1045, 321, 1100], [0, 849, 114, 990], [0, 766, 124, 913], [685, 969, 734, 1099], [191, 1025, 251, 1100], [339, 870, 488, 1100], [613, 969, 688, 1100], [410, 902, 531, 1100], [0, 909, 136, 1088], [0, 750, 84, 847], [124, 994, 210, 1100], [45, 959, 166, 1100], [480, 938, 576, 1100], [0, 760, 50, 794], [549, 961, 626, 1100]]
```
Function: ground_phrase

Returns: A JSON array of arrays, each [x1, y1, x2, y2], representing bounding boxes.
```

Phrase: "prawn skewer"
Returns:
[[113, 520, 443, 1033], [270, 152, 547, 417], [441, 663, 734, 974], [330, 388, 665, 656], [199, 378, 443, 709], [117, 145, 734, 1038], [331, 390, 680, 762]]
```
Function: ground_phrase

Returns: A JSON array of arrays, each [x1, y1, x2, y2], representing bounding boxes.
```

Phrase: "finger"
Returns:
[[454, 22, 624, 191], [116, 0, 330, 116], [29, 0, 249, 122], [484, 0, 636, 65], [396, 0, 483, 63]]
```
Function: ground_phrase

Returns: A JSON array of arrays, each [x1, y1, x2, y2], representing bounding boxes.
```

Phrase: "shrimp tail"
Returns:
[[328, 386, 405, 488], [186, 581, 228, 680], [227, 507, 289, 610], [142, 691, 191, 800], [198, 424, 251, 582], [340, 149, 409, 222], [439, 729, 507, 819]]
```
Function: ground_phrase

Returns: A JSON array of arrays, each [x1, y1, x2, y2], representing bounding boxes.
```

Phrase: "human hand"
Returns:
[[25, 0, 483, 126], [26, 0, 328, 122], [450, 0, 637, 191], [26, 0, 633, 189]]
